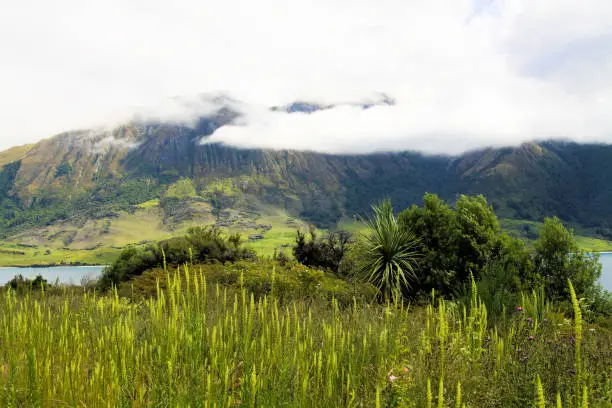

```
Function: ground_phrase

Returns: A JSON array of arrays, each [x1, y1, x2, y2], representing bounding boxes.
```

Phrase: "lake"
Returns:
[[598, 252, 612, 292], [0, 258, 611, 292], [0, 266, 104, 286]]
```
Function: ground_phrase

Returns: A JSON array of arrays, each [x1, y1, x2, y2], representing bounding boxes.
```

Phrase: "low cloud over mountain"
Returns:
[[1, 0, 611, 154]]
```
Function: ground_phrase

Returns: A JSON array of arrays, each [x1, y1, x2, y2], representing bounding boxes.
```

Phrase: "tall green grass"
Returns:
[[0, 267, 609, 407]]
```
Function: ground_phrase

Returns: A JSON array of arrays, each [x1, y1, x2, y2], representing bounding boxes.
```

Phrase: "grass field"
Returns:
[[0, 268, 609, 406], [0, 207, 306, 265], [8, 208, 197, 251], [240, 214, 306, 257], [502, 218, 612, 252], [0, 243, 119, 266], [337, 219, 368, 234], [574, 235, 612, 253]]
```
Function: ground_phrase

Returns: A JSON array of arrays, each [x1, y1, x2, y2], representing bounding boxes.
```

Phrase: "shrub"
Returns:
[[272, 249, 290, 266], [98, 245, 160, 288], [99, 226, 255, 289], [118, 260, 377, 305], [5, 274, 49, 292], [533, 217, 602, 300], [399, 193, 534, 299], [398, 194, 502, 297], [354, 200, 420, 303], [293, 263, 324, 293], [293, 226, 352, 274]]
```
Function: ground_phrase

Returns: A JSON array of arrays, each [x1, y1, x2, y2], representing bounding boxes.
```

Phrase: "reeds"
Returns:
[[0, 267, 608, 407]]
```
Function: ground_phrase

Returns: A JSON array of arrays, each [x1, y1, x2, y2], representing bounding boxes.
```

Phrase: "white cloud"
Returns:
[[0, 0, 611, 154]]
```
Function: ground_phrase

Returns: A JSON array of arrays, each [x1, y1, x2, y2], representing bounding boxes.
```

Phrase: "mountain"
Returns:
[[2, 104, 612, 258]]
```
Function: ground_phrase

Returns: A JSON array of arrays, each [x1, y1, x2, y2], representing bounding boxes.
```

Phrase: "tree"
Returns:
[[533, 217, 602, 299], [398, 193, 502, 297], [354, 200, 420, 303]]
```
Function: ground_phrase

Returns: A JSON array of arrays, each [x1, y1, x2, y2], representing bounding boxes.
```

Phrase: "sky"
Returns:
[[0, 0, 611, 155]]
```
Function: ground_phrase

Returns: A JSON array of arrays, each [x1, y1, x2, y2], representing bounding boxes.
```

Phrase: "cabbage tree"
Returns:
[[355, 200, 420, 303]]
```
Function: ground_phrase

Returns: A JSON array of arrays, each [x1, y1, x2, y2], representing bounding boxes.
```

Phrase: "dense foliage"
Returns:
[[388, 194, 607, 315], [117, 259, 378, 305], [292, 226, 352, 273], [533, 217, 602, 299], [5, 274, 49, 293], [397, 193, 526, 297], [99, 226, 255, 288]]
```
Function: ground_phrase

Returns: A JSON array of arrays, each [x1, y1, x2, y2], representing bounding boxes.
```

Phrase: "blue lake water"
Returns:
[[0, 266, 104, 285], [597, 252, 612, 292]]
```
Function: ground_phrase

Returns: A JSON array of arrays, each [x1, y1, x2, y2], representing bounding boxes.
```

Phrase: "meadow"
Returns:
[[0, 243, 119, 267], [0, 206, 304, 266], [0, 266, 610, 407]]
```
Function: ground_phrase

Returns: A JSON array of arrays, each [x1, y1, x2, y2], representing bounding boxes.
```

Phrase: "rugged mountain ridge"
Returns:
[[2, 112, 612, 243]]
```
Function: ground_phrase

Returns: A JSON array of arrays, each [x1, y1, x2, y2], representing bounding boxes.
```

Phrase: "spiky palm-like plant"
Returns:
[[356, 200, 420, 303]]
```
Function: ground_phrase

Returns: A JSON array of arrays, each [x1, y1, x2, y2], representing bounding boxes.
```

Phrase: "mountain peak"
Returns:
[[270, 92, 396, 114]]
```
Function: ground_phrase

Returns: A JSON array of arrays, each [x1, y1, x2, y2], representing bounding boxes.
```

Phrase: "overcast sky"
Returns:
[[1, 0, 611, 154]]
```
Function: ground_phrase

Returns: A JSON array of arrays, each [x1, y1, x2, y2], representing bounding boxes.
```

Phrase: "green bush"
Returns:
[[99, 226, 255, 289], [533, 217, 602, 301], [398, 193, 527, 298], [4, 274, 49, 293], [293, 226, 352, 274], [119, 259, 378, 306]]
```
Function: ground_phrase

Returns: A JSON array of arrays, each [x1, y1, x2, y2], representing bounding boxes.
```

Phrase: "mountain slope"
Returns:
[[2, 111, 612, 258]]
